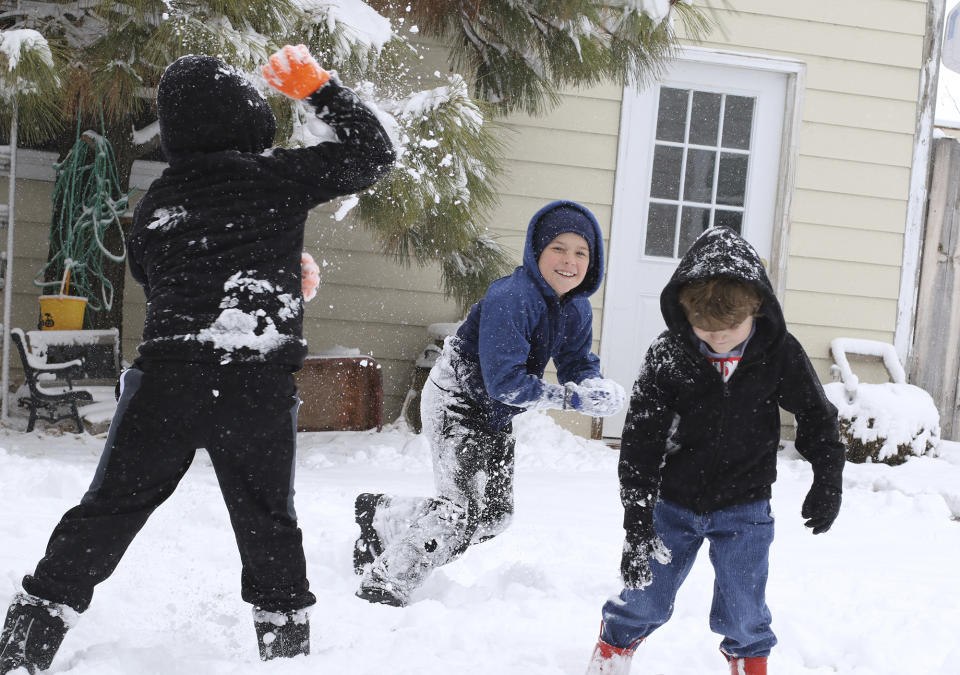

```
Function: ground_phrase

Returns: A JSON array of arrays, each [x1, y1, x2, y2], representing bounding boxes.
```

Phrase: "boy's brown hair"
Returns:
[[678, 277, 763, 331]]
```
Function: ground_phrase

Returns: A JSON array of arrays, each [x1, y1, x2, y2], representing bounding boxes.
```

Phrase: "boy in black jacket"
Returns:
[[586, 227, 845, 675], [0, 46, 393, 673]]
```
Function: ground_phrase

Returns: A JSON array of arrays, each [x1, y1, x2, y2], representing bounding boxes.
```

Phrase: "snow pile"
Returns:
[[825, 338, 940, 465]]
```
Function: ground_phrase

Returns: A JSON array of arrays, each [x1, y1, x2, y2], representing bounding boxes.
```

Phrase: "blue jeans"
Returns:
[[601, 499, 777, 658]]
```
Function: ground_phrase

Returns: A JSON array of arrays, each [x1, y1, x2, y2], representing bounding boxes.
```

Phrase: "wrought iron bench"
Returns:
[[10, 327, 94, 433]]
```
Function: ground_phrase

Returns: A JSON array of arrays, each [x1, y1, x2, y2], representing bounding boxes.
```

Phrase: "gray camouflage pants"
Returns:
[[360, 361, 516, 603]]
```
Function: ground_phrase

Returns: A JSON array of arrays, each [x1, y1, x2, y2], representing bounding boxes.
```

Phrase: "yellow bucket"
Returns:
[[38, 294, 88, 330]]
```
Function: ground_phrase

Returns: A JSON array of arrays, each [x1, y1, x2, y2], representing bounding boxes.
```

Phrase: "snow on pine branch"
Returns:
[[390, 74, 483, 131], [606, 0, 673, 23], [292, 0, 394, 59], [0, 28, 57, 100], [0, 29, 52, 71], [373, 74, 486, 210]]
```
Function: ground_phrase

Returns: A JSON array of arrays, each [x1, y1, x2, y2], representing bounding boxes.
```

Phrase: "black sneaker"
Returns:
[[353, 493, 384, 575], [355, 580, 406, 607]]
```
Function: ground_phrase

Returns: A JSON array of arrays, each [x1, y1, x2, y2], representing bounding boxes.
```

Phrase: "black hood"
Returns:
[[157, 54, 276, 159], [660, 226, 785, 350]]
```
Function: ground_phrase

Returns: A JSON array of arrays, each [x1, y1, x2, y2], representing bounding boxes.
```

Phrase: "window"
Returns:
[[644, 87, 756, 259]]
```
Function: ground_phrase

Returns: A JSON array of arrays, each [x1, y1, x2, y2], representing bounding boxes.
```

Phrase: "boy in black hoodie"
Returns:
[[0, 46, 394, 673], [586, 227, 845, 675]]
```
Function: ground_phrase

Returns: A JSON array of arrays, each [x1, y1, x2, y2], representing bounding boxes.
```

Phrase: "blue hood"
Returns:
[[522, 200, 604, 299]]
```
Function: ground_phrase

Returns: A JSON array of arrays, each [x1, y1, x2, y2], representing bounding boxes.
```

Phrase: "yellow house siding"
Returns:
[[802, 90, 919, 134], [717, 0, 927, 33], [786, 258, 901, 299], [792, 190, 907, 233], [801, 123, 915, 167], [790, 224, 905, 267], [797, 156, 912, 200], [799, 57, 919, 102], [785, 290, 898, 333]]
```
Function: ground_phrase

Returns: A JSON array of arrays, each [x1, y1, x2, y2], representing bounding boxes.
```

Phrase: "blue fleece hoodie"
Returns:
[[452, 200, 604, 430]]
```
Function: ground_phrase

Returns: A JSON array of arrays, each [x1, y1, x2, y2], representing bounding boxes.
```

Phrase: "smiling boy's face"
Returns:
[[537, 232, 590, 296]]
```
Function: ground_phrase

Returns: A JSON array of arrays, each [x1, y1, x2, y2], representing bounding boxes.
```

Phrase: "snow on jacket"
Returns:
[[128, 56, 395, 369], [449, 200, 604, 431], [619, 226, 845, 528]]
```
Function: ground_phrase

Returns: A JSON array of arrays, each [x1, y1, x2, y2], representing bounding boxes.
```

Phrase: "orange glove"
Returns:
[[301, 252, 320, 302], [262, 45, 330, 99]]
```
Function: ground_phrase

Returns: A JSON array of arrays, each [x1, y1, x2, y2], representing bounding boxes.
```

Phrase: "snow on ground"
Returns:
[[1, 412, 959, 674]]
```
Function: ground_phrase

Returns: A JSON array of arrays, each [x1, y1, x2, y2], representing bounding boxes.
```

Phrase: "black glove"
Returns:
[[620, 526, 672, 589], [801, 479, 842, 534]]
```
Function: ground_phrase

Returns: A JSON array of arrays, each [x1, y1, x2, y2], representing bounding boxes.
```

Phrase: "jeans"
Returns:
[[601, 498, 776, 658]]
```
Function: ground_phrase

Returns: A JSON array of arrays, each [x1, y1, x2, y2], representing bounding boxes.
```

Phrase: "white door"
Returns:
[[600, 56, 790, 438]]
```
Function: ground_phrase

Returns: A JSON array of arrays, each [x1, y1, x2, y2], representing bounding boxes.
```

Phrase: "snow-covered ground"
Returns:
[[1, 412, 959, 674]]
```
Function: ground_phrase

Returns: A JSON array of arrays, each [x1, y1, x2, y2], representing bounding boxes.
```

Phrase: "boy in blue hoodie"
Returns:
[[353, 200, 627, 606]]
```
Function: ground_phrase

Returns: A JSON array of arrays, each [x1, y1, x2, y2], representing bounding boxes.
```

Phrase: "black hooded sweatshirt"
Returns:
[[128, 55, 395, 369], [619, 226, 845, 531]]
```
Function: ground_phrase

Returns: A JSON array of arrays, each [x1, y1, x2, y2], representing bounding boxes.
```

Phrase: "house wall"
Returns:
[[2, 1, 930, 433]]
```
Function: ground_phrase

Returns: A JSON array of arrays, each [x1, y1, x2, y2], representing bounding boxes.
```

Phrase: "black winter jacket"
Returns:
[[129, 62, 394, 369], [619, 227, 845, 531]]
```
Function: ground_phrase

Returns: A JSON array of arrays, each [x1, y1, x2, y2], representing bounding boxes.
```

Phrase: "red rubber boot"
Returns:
[[585, 635, 642, 674], [724, 651, 768, 675]]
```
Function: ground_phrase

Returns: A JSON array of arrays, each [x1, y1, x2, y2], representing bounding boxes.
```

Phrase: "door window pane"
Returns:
[[714, 209, 743, 234], [689, 91, 721, 146], [716, 153, 748, 207], [650, 145, 683, 199], [722, 96, 755, 150], [645, 203, 678, 257], [683, 148, 715, 203], [656, 88, 688, 142], [645, 86, 756, 260], [679, 206, 710, 255]]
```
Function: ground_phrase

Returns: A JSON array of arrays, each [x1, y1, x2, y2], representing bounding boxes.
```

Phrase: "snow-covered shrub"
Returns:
[[824, 338, 940, 465]]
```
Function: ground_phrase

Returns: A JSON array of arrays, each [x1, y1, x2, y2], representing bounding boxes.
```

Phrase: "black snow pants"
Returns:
[[22, 361, 316, 614]]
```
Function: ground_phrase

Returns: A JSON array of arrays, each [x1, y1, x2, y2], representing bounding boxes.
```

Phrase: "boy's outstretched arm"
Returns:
[[778, 334, 846, 534], [553, 301, 626, 417], [262, 45, 396, 200]]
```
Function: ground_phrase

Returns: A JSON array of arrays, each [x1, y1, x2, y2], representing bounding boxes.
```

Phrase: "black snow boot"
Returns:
[[354, 492, 385, 575], [0, 593, 72, 674], [253, 607, 310, 660]]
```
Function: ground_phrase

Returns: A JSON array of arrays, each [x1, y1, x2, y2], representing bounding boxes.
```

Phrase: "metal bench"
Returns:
[[25, 328, 121, 382], [10, 327, 94, 433]]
